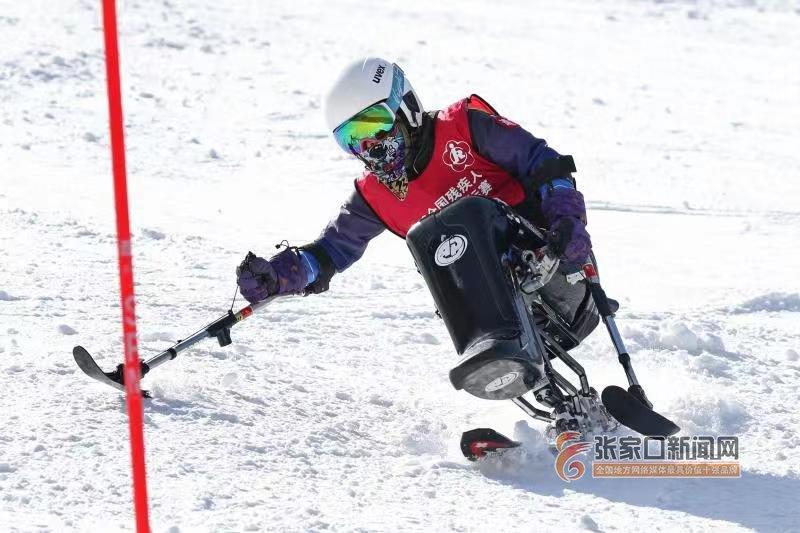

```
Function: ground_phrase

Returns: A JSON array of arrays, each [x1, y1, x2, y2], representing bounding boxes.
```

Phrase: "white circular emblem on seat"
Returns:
[[434, 234, 468, 266]]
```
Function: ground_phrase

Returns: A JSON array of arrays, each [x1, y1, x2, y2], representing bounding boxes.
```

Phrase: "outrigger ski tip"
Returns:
[[71, 295, 285, 399], [72, 346, 152, 398]]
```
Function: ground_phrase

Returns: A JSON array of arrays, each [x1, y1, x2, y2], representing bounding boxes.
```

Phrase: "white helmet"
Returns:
[[324, 57, 424, 135]]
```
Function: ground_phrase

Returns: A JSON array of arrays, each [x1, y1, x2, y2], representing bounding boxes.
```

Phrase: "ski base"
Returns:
[[601, 385, 679, 437], [73, 346, 150, 398]]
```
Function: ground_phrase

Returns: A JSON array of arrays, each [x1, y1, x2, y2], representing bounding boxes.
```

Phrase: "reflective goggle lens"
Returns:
[[332, 103, 396, 154], [332, 65, 407, 155]]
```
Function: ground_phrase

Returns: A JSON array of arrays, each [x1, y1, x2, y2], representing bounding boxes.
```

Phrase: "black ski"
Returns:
[[73, 346, 151, 397], [601, 385, 679, 437]]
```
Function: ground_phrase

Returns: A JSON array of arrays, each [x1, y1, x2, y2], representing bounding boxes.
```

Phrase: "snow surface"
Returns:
[[1, 0, 799, 531]]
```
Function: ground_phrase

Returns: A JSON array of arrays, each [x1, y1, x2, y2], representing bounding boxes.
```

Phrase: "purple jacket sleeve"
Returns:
[[467, 109, 563, 185], [312, 189, 385, 273]]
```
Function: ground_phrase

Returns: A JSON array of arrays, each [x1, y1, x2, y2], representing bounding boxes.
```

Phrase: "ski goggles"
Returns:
[[332, 65, 406, 155]]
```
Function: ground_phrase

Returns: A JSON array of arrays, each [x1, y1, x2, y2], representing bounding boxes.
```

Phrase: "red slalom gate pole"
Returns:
[[101, 1, 151, 531]]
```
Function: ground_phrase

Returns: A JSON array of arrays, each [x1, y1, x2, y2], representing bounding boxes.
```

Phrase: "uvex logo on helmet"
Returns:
[[372, 64, 386, 84]]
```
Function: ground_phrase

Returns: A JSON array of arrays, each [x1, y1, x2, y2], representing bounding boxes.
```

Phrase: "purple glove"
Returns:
[[547, 217, 591, 264], [236, 249, 308, 303], [541, 187, 592, 264]]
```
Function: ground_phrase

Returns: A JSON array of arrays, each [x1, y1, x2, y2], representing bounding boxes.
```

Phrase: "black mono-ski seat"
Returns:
[[407, 196, 548, 400]]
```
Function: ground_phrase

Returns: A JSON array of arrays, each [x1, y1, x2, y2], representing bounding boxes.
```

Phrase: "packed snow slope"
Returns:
[[1, 0, 799, 531]]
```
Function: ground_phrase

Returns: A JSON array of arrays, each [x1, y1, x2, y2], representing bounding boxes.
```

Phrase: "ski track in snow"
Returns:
[[1, 0, 799, 531]]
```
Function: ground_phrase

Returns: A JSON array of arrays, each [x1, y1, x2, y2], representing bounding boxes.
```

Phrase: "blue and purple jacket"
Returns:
[[298, 108, 575, 291]]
